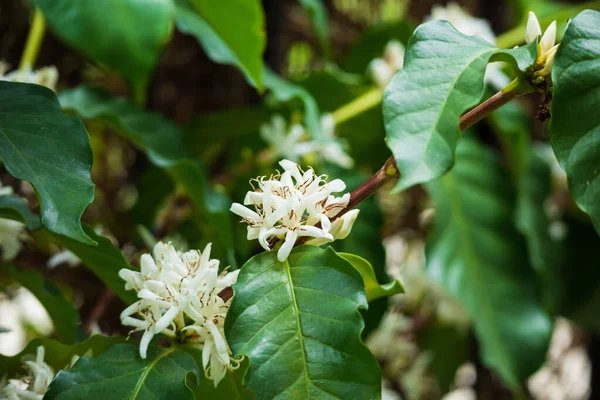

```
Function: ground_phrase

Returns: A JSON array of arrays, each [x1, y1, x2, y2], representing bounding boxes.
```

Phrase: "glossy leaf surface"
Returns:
[[46, 343, 198, 400], [383, 20, 537, 191], [550, 10, 600, 232], [0, 82, 94, 244], [425, 138, 552, 388], [225, 246, 381, 400]]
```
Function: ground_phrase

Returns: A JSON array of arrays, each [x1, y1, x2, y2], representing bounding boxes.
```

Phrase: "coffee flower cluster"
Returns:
[[260, 114, 354, 169], [526, 11, 559, 80], [0, 346, 54, 399], [119, 242, 241, 386], [230, 159, 359, 262]]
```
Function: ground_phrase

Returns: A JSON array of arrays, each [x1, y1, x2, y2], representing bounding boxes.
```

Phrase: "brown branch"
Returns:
[[217, 87, 519, 302], [83, 288, 114, 335]]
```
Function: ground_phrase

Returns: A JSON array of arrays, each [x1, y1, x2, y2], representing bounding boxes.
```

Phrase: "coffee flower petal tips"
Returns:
[[0, 345, 55, 399], [526, 11, 559, 78], [119, 242, 241, 387], [230, 160, 356, 261]]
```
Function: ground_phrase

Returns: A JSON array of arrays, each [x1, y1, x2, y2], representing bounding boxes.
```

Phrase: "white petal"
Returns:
[[247, 226, 260, 240], [140, 329, 154, 359], [154, 306, 180, 333], [538, 44, 558, 76], [200, 243, 212, 267], [540, 21, 557, 55], [368, 58, 394, 89], [140, 254, 158, 275], [230, 203, 261, 221], [277, 230, 298, 261], [526, 11, 542, 43]]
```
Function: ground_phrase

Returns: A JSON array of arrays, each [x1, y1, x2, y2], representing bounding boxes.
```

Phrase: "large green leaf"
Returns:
[[550, 10, 600, 233], [185, 0, 265, 89], [0, 335, 124, 376], [225, 246, 381, 400], [0, 82, 94, 244], [7, 266, 80, 344], [59, 86, 235, 266], [29, 0, 174, 99], [383, 20, 537, 192], [425, 138, 552, 389], [339, 253, 404, 302], [0, 194, 41, 230], [298, 0, 330, 57], [56, 224, 137, 305], [175, 0, 265, 89], [488, 98, 562, 304], [46, 343, 199, 399]]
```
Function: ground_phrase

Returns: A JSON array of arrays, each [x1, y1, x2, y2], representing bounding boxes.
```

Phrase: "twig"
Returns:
[[83, 288, 115, 335]]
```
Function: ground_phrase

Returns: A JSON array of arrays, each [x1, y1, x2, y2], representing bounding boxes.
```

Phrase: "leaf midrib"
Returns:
[[284, 258, 311, 398], [131, 347, 176, 399], [441, 174, 514, 382]]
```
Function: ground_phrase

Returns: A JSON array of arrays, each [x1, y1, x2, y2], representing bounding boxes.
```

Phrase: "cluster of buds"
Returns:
[[0, 346, 54, 399], [0, 63, 58, 91], [260, 114, 354, 169], [368, 40, 405, 89], [119, 242, 241, 386], [526, 11, 559, 82], [230, 159, 359, 262]]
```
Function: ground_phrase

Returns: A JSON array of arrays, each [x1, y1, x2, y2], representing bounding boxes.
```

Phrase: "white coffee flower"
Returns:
[[119, 242, 240, 387], [0, 181, 26, 262], [368, 40, 405, 89], [0, 346, 55, 400], [314, 115, 354, 169], [260, 115, 312, 162], [260, 114, 354, 169], [427, 2, 511, 90], [0, 63, 58, 91], [230, 159, 357, 261], [526, 12, 559, 77]]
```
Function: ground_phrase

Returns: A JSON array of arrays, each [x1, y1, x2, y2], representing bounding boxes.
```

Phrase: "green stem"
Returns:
[[331, 87, 382, 125], [19, 8, 46, 71], [497, 0, 600, 48]]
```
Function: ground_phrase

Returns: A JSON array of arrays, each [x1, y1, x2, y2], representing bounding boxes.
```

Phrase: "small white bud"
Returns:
[[526, 11, 542, 43]]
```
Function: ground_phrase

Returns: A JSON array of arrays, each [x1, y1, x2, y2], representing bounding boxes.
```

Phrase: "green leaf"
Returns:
[[339, 253, 404, 302], [425, 138, 552, 389], [0, 82, 94, 244], [175, 0, 265, 89], [550, 9, 600, 233], [553, 216, 600, 331], [0, 335, 124, 376], [184, 0, 265, 89], [59, 86, 235, 266], [383, 20, 537, 192], [56, 224, 137, 305], [298, 0, 330, 57], [7, 266, 80, 344], [488, 98, 563, 301], [29, 0, 174, 99], [182, 347, 253, 399], [225, 246, 381, 400], [46, 343, 199, 400], [0, 194, 41, 230], [263, 68, 322, 139]]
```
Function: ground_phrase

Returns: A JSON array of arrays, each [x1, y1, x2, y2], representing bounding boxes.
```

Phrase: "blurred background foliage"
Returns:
[[0, 0, 599, 399]]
